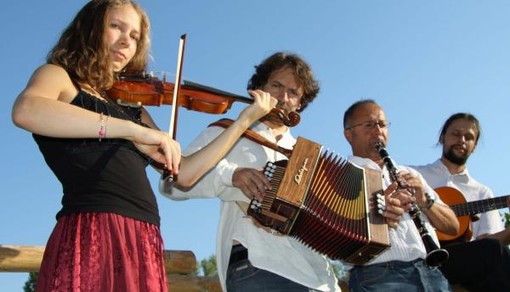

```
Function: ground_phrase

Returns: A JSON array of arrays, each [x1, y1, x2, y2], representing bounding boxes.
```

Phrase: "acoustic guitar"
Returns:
[[434, 186, 509, 243]]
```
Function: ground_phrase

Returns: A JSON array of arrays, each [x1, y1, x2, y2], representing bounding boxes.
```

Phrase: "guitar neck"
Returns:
[[451, 195, 509, 217]]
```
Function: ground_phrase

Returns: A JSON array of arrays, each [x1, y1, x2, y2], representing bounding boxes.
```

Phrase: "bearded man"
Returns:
[[412, 113, 510, 291]]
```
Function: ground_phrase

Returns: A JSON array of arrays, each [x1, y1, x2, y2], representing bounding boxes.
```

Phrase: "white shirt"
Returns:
[[347, 156, 444, 265], [160, 121, 340, 292], [412, 159, 504, 239]]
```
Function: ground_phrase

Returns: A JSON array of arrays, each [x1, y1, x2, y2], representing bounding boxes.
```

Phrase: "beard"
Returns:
[[444, 147, 469, 165]]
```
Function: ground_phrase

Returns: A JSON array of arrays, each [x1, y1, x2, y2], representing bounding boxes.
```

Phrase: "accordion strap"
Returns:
[[208, 118, 291, 216], [208, 118, 292, 157]]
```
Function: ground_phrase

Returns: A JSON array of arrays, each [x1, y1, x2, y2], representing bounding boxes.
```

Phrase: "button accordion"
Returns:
[[248, 137, 390, 264]]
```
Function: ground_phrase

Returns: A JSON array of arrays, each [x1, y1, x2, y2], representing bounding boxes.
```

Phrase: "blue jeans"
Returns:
[[226, 258, 320, 291], [348, 259, 451, 292]]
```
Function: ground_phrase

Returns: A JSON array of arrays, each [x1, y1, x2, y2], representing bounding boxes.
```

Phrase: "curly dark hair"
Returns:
[[247, 52, 320, 113], [46, 0, 151, 91]]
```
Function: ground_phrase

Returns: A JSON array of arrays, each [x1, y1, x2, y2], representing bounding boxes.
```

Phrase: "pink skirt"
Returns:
[[36, 212, 168, 292]]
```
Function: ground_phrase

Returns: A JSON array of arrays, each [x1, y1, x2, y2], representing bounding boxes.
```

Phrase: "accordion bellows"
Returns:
[[248, 137, 390, 264]]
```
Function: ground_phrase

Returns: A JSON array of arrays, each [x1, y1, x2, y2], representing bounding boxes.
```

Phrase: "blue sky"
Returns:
[[2, 0, 510, 290]]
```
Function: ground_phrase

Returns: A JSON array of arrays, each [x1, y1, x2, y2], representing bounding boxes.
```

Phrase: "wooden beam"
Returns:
[[0, 245, 44, 273], [0, 245, 195, 274], [0, 244, 222, 291], [167, 274, 222, 292]]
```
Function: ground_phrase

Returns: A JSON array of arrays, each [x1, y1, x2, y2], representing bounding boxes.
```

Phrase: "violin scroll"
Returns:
[[273, 107, 300, 127]]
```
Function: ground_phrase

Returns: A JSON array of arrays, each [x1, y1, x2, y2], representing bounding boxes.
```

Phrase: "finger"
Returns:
[[243, 179, 262, 200], [248, 90, 269, 106], [384, 209, 403, 223], [385, 197, 404, 216], [387, 196, 401, 208], [248, 189, 264, 202], [253, 190, 264, 202], [385, 207, 404, 219], [384, 182, 398, 197], [251, 180, 269, 202], [393, 189, 413, 203], [248, 89, 262, 103], [258, 91, 278, 110], [268, 95, 278, 108], [248, 89, 262, 99], [386, 218, 399, 229], [255, 171, 272, 191], [163, 139, 181, 174], [247, 90, 274, 117], [171, 142, 181, 174]]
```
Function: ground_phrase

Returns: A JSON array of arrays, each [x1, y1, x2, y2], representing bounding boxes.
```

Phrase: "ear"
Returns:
[[344, 129, 353, 144]]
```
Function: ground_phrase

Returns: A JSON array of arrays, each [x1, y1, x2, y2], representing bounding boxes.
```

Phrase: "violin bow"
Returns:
[[162, 34, 186, 182], [168, 33, 187, 139]]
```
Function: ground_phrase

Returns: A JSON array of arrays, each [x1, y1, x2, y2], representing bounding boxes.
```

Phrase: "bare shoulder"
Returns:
[[22, 64, 78, 103], [27, 64, 70, 85]]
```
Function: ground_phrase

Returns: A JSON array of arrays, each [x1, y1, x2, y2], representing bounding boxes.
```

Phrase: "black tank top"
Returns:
[[33, 90, 160, 226]]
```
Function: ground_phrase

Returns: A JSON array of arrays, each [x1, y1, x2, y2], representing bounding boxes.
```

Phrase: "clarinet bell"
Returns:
[[425, 249, 449, 267]]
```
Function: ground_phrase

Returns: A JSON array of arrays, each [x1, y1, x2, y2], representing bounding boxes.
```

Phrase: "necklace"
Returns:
[[93, 87, 109, 101]]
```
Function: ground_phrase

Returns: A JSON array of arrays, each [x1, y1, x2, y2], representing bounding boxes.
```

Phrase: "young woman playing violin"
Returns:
[[11, 1, 275, 291]]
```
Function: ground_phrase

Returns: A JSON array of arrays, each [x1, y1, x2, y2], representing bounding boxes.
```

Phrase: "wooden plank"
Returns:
[[167, 274, 222, 292], [0, 245, 44, 273], [0, 245, 196, 274], [0, 245, 222, 291]]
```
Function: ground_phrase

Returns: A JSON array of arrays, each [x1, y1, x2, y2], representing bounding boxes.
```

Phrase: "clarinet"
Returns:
[[376, 142, 449, 267]]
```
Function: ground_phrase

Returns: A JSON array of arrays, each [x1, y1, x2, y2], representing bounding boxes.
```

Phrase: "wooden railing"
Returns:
[[1, 245, 471, 292], [0, 245, 221, 292]]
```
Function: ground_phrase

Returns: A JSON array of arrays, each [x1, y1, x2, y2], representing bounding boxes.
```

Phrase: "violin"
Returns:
[[106, 72, 300, 127], [107, 34, 299, 183]]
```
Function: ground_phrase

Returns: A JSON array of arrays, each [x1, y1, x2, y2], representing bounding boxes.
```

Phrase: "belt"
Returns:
[[229, 244, 248, 266]]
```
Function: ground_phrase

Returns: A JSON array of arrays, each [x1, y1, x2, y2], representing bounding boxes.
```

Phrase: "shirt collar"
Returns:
[[251, 121, 296, 149], [434, 159, 470, 183], [347, 155, 381, 170]]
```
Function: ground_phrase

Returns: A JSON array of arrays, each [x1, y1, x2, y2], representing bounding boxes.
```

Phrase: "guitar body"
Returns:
[[434, 186, 472, 243]]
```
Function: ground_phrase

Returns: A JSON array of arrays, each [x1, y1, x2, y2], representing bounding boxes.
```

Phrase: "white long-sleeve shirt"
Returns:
[[160, 121, 340, 292], [412, 159, 504, 239], [347, 156, 445, 265]]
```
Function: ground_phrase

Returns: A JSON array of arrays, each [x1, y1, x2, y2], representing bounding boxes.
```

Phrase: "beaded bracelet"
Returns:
[[98, 112, 108, 141]]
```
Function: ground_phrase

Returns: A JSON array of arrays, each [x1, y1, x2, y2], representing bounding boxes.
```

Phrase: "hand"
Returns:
[[232, 167, 272, 202], [391, 188, 415, 212], [381, 182, 406, 228], [132, 126, 181, 174], [241, 90, 278, 122], [398, 171, 427, 208]]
